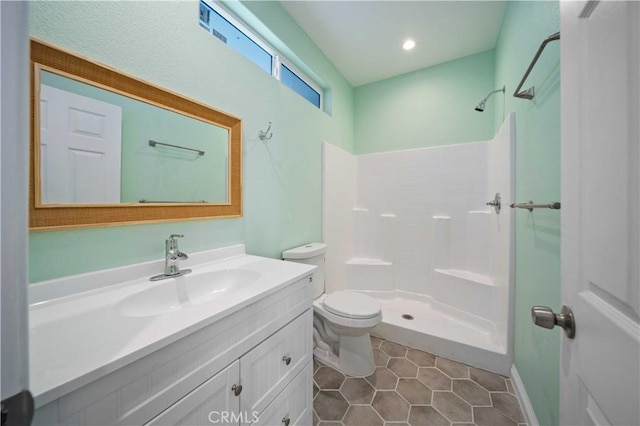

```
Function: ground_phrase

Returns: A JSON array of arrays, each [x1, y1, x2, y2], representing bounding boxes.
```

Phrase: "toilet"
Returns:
[[283, 243, 382, 377]]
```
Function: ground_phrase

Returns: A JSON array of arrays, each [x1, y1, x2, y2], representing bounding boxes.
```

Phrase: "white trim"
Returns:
[[510, 365, 540, 426], [272, 54, 281, 81], [0, 0, 30, 398]]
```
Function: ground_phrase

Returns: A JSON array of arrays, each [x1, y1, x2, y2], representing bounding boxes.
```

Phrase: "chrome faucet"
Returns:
[[150, 234, 192, 281]]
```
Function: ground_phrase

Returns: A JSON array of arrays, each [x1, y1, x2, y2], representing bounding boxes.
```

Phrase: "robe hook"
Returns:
[[258, 122, 273, 141]]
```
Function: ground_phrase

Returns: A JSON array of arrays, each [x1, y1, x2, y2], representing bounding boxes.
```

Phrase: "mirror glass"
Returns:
[[39, 70, 230, 204], [30, 39, 242, 230]]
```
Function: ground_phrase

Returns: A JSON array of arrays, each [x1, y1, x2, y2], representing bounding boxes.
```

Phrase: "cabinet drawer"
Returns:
[[146, 361, 240, 426], [240, 310, 312, 415], [251, 362, 312, 426]]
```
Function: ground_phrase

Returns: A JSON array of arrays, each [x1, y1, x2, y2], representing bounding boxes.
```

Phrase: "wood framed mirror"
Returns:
[[30, 38, 242, 230]]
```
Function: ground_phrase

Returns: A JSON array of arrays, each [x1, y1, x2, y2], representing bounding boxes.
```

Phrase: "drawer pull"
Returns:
[[282, 355, 292, 366], [231, 384, 242, 396], [282, 415, 290, 426]]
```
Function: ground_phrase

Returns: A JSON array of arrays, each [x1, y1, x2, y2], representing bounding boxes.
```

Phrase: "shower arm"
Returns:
[[475, 86, 505, 111], [481, 87, 506, 103]]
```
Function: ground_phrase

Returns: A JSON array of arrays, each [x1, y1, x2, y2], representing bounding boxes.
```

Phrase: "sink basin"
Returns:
[[187, 268, 260, 305], [116, 268, 261, 317], [115, 281, 188, 317]]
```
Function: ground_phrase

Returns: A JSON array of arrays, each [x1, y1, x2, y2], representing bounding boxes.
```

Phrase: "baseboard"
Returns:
[[510, 365, 539, 426]]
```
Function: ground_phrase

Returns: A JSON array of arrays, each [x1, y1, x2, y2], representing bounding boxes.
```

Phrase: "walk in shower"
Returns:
[[322, 113, 515, 375]]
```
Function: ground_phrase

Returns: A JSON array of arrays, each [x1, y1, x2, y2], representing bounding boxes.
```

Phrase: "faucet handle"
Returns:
[[167, 234, 184, 251]]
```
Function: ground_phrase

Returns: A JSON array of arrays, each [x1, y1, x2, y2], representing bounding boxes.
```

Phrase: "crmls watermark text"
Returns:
[[208, 411, 260, 424]]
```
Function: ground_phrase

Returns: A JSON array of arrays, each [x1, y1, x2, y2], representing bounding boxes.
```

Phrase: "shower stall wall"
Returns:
[[322, 113, 515, 375]]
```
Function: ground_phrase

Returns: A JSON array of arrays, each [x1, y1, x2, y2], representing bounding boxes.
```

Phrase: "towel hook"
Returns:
[[258, 122, 273, 141]]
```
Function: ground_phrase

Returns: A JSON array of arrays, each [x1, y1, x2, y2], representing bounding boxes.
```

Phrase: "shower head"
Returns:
[[474, 85, 505, 112]]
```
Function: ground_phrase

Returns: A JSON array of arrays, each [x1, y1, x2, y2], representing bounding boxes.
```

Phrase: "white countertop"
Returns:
[[29, 245, 315, 407]]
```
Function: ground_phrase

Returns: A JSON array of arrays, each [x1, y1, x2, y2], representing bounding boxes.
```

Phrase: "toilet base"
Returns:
[[314, 333, 375, 377]]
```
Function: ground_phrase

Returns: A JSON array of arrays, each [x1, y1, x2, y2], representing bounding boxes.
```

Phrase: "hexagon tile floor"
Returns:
[[312, 337, 526, 426]]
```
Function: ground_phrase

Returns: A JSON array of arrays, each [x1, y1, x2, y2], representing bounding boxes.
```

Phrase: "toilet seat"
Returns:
[[322, 291, 380, 319]]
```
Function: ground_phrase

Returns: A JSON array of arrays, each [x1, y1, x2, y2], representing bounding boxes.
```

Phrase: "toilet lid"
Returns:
[[323, 291, 381, 319]]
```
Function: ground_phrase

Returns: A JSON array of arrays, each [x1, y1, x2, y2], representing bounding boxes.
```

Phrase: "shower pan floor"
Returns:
[[371, 296, 510, 375]]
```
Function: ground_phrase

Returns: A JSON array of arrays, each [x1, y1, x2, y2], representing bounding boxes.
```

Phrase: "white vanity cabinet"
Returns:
[[146, 311, 313, 426], [32, 272, 314, 426]]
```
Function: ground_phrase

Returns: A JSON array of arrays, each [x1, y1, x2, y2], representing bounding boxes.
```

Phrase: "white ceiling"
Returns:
[[280, 1, 508, 87]]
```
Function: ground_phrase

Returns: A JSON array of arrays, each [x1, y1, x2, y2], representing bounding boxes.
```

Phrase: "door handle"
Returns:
[[531, 305, 576, 338]]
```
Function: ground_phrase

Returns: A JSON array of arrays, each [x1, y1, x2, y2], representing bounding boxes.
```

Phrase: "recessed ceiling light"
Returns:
[[403, 39, 416, 50]]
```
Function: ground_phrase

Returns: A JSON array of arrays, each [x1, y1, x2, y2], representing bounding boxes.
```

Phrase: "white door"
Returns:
[[560, 1, 639, 425], [1, 1, 33, 424], [39, 84, 122, 203]]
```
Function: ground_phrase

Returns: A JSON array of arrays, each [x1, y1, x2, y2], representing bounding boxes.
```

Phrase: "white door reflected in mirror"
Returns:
[[40, 84, 122, 204]]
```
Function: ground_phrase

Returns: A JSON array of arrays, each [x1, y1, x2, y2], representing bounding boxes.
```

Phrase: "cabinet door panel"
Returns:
[[240, 310, 312, 415], [251, 362, 313, 426], [146, 361, 240, 426]]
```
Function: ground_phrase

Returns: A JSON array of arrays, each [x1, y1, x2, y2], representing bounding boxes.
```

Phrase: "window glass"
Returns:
[[200, 1, 272, 75], [281, 64, 321, 108]]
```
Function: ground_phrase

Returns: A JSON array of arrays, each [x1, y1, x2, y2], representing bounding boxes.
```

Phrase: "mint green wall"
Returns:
[[29, 1, 354, 282], [29, 10, 563, 426], [494, 2, 561, 425], [354, 50, 496, 154], [41, 71, 228, 203]]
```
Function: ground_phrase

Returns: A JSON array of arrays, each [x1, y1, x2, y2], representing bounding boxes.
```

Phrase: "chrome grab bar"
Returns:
[[510, 201, 561, 211], [149, 140, 205, 156], [139, 199, 207, 203]]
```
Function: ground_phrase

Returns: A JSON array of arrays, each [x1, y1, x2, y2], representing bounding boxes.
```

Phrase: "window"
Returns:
[[281, 63, 321, 109], [199, 1, 273, 75], [199, 1, 323, 109]]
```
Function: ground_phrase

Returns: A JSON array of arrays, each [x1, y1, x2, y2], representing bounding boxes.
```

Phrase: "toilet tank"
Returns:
[[282, 243, 327, 298]]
